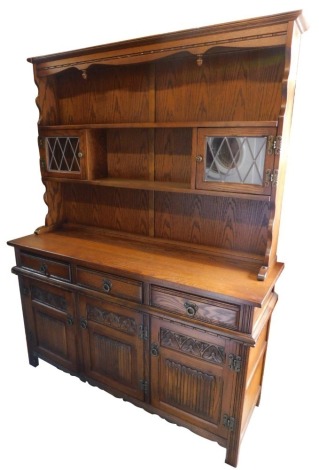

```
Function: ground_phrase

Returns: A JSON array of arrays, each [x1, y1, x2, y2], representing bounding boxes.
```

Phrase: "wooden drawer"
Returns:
[[76, 266, 143, 303], [150, 286, 239, 330], [20, 251, 71, 282]]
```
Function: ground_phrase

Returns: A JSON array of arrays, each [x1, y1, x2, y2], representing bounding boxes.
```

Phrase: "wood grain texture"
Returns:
[[8, 230, 284, 306], [56, 64, 152, 124], [151, 286, 239, 329], [155, 128, 192, 183], [43, 180, 64, 227], [106, 129, 151, 179], [36, 75, 59, 125], [154, 193, 269, 254], [62, 184, 150, 235], [156, 48, 285, 122]]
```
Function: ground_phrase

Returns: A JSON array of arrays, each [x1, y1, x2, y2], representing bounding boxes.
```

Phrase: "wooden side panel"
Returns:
[[37, 75, 59, 125], [154, 192, 269, 254], [43, 180, 64, 227], [62, 184, 150, 235], [241, 320, 269, 436], [55, 64, 152, 124], [156, 48, 285, 122]]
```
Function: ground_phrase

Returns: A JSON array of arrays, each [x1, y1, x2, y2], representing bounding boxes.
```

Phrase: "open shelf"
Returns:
[[90, 178, 272, 201], [43, 176, 271, 201], [39, 121, 278, 130]]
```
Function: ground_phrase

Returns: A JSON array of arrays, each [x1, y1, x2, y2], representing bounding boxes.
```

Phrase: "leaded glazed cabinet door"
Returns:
[[78, 294, 145, 401], [38, 129, 88, 179], [150, 317, 236, 439], [196, 128, 278, 195]]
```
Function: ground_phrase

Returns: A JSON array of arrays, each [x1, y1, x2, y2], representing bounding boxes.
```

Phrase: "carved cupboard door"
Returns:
[[19, 276, 78, 372], [150, 317, 235, 439], [78, 294, 145, 401]]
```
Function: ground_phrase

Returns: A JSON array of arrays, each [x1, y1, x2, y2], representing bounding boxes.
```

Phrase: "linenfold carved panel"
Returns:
[[34, 310, 68, 358], [162, 359, 222, 422], [92, 333, 132, 384]]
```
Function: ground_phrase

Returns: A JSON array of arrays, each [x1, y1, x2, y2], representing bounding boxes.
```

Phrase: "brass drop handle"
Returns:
[[184, 301, 198, 317], [80, 319, 88, 329], [102, 279, 112, 293]]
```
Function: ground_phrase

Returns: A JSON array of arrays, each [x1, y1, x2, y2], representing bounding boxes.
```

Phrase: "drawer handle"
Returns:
[[184, 301, 198, 318], [40, 262, 49, 276], [102, 279, 112, 293]]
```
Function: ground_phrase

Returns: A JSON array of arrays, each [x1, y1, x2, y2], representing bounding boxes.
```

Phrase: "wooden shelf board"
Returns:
[[43, 177, 270, 201], [39, 121, 278, 130]]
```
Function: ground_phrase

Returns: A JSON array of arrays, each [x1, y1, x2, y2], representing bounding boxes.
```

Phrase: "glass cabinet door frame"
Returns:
[[195, 127, 278, 195], [38, 129, 88, 179]]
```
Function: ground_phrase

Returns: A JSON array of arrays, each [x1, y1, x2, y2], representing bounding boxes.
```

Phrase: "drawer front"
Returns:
[[20, 252, 71, 282], [76, 267, 143, 303], [150, 286, 239, 330]]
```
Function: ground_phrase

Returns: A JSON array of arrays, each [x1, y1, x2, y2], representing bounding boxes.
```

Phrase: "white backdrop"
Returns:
[[1, 1, 318, 469]]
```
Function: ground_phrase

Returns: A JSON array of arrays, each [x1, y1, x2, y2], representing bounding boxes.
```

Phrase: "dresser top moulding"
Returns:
[[27, 10, 307, 77]]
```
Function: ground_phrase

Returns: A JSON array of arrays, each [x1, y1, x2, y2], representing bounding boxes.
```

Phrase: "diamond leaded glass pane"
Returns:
[[204, 136, 267, 185], [46, 137, 81, 173]]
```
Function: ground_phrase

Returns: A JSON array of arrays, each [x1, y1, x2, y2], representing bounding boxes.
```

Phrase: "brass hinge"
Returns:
[[139, 379, 149, 393], [228, 354, 242, 372], [265, 169, 279, 186], [223, 414, 235, 431], [267, 135, 282, 155], [138, 324, 148, 341]]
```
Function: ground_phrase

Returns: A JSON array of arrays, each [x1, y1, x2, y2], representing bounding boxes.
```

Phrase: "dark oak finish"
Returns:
[[8, 11, 305, 467]]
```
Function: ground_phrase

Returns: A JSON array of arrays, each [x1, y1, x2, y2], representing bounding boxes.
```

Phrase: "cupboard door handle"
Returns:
[[67, 316, 74, 326], [151, 344, 159, 357], [184, 301, 198, 317], [102, 279, 112, 293], [80, 319, 88, 329]]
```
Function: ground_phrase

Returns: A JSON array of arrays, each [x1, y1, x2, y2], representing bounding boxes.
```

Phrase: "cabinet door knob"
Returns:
[[80, 319, 88, 329], [196, 155, 203, 162], [184, 301, 198, 317], [67, 316, 74, 326], [77, 152, 84, 158], [151, 343, 159, 357]]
